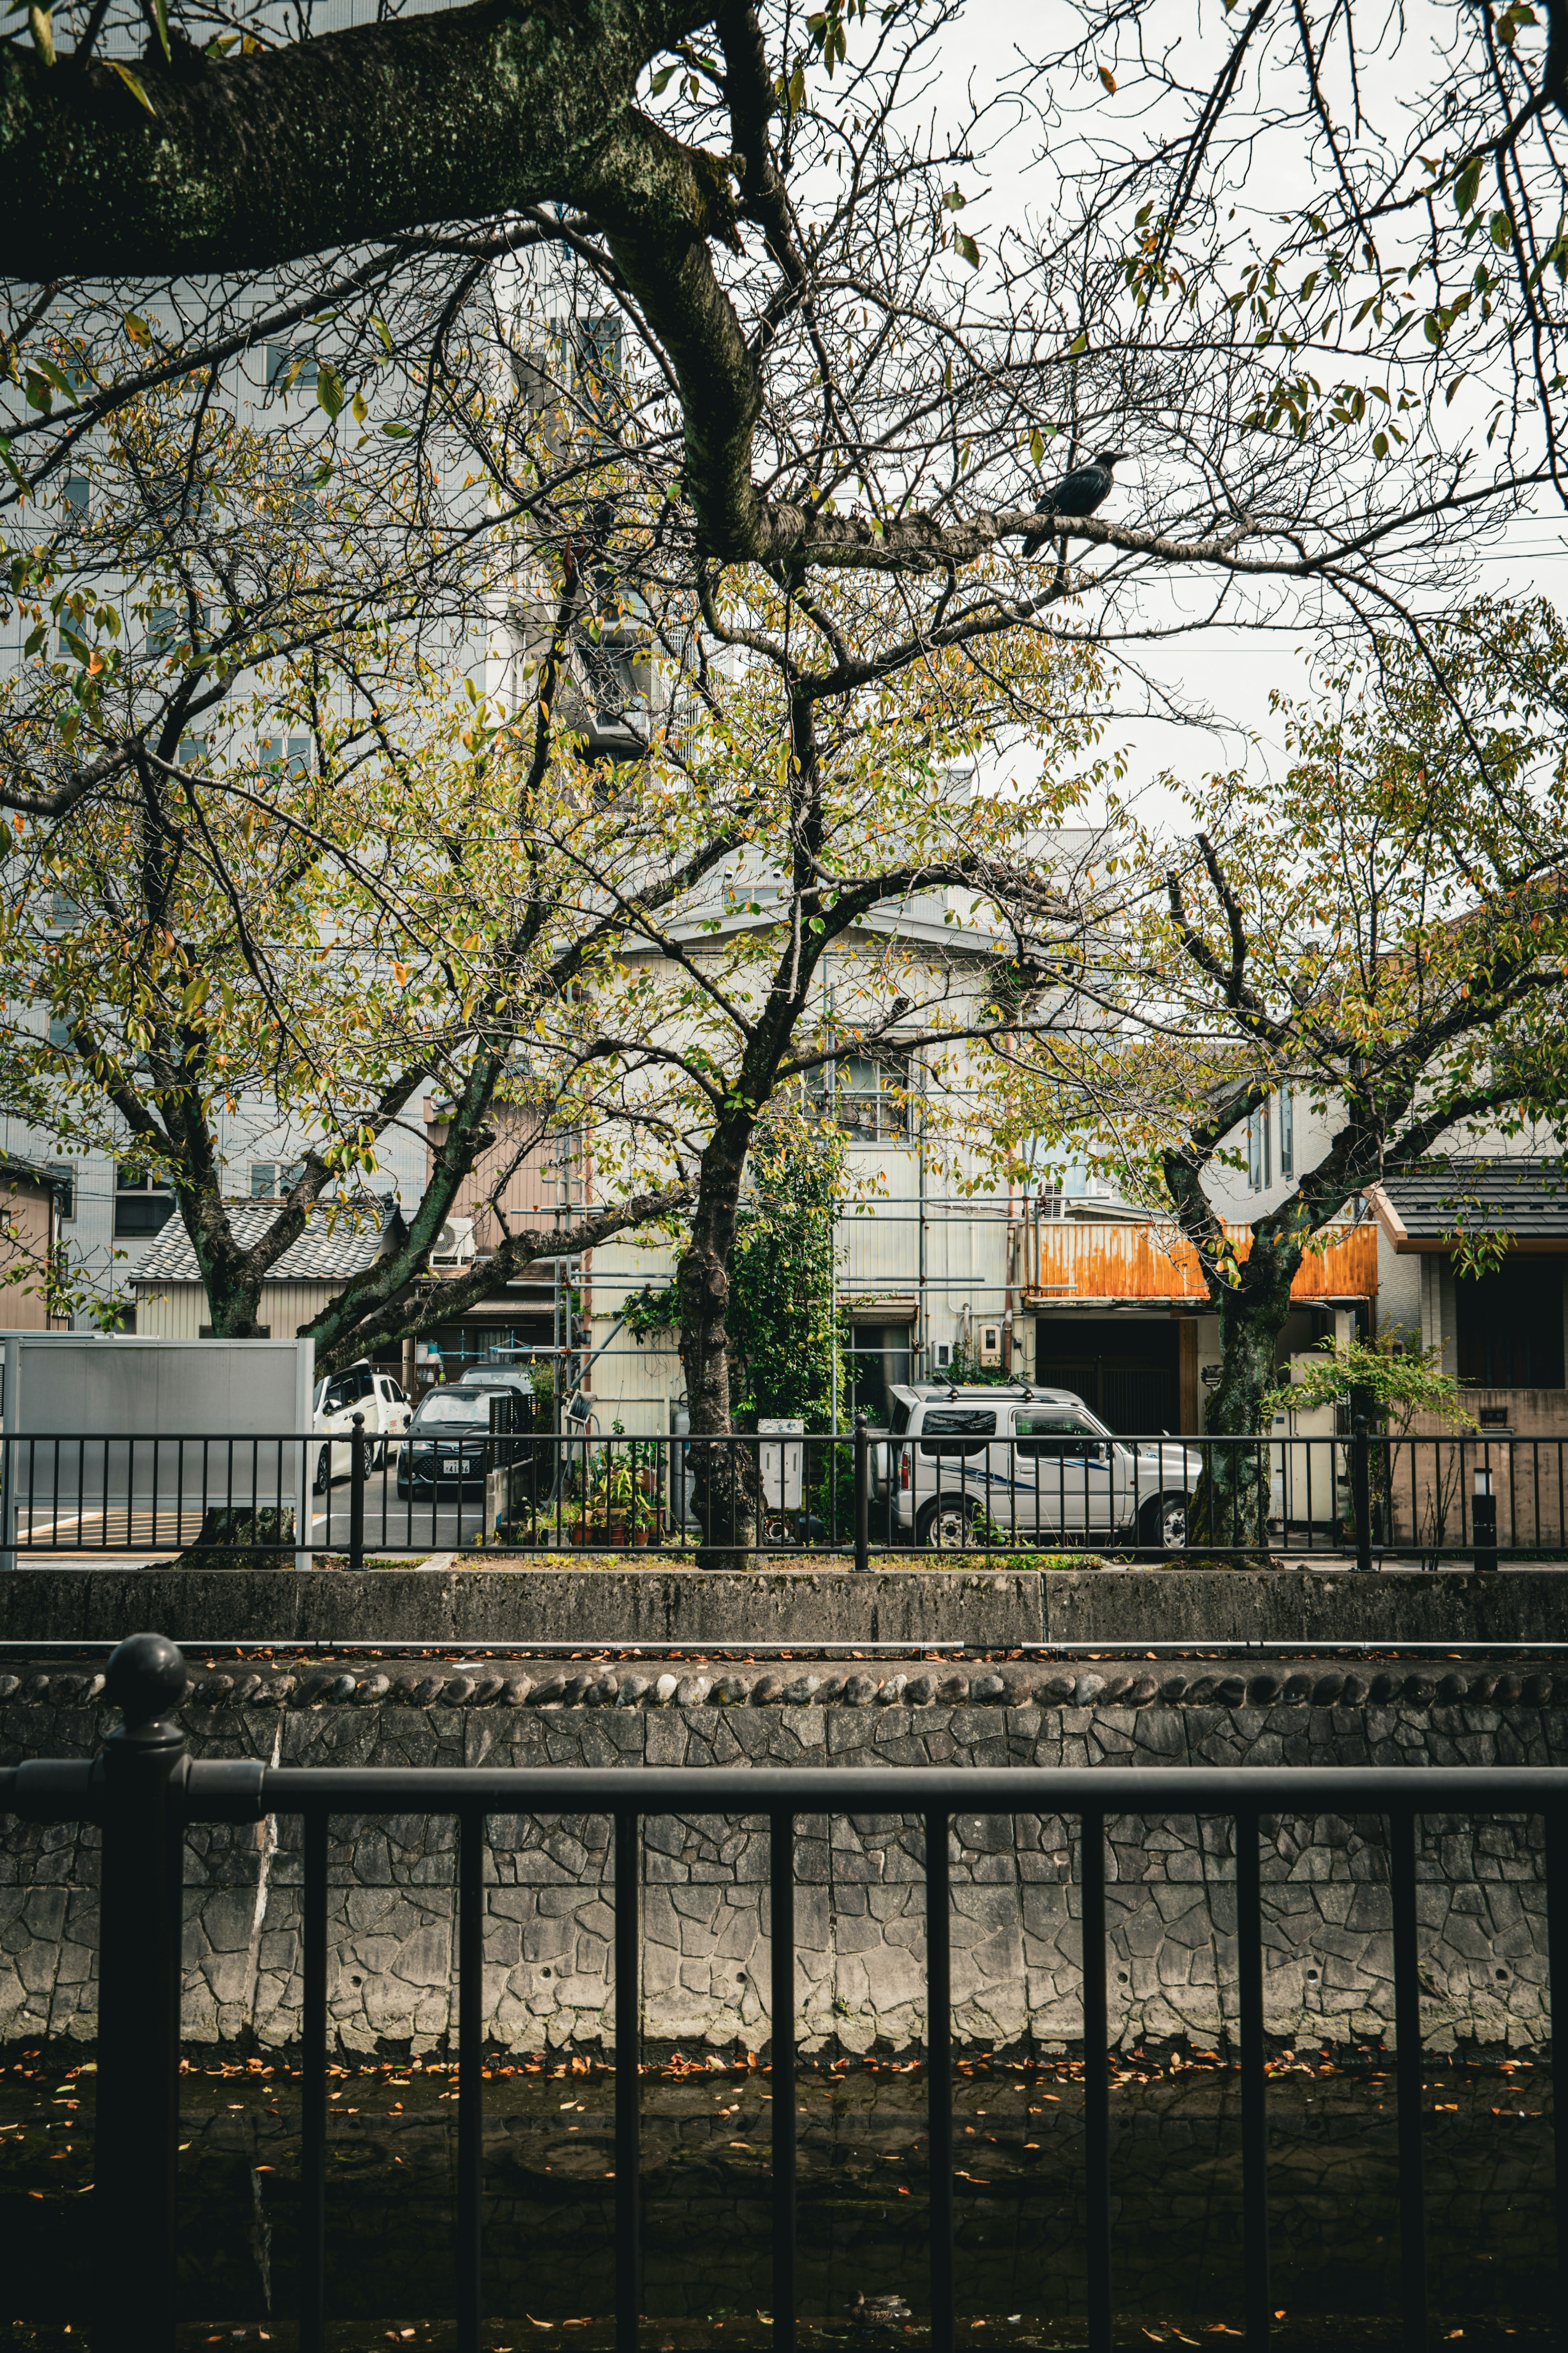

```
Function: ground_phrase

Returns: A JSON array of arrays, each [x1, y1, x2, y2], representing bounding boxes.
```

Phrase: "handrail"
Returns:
[[0, 1421, 1563, 1565], [2, 1633, 1567, 2353]]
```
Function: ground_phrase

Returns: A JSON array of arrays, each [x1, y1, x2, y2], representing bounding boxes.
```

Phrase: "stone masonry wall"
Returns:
[[0, 1659, 1561, 2058]]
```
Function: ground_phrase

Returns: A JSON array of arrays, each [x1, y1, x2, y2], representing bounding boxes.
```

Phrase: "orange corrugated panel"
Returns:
[[1022, 1217, 1377, 1302]]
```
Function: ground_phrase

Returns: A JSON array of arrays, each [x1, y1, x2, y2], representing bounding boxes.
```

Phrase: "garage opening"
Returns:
[[1032, 1314, 1180, 1433]]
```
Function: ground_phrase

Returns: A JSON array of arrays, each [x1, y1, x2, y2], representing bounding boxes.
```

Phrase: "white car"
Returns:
[[873, 1382, 1203, 1550], [311, 1361, 412, 1491]]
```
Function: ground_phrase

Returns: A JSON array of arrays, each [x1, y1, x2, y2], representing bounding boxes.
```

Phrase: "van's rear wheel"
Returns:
[[918, 1496, 984, 1550], [1138, 1492, 1188, 1551]]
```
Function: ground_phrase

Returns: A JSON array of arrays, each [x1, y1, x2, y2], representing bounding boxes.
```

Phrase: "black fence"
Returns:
[[3, 1634, 1567, 2353], [0, 1418, 1562, 1566]]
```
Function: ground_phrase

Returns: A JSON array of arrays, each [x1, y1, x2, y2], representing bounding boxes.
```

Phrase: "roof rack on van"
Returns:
[[914, 1380, 1043, 1400]]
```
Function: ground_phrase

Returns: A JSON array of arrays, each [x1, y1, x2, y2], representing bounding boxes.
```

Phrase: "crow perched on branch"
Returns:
[[1020, 448, 1128, 557]]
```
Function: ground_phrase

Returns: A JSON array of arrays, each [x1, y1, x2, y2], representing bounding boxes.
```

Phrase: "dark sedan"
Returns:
[[396, 1384, 522, 1495]]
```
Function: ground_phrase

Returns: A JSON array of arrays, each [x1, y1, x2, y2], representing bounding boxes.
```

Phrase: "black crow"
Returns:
[[1021, 447, 1128, 556]]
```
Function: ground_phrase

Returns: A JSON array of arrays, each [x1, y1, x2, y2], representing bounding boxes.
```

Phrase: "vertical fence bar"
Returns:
[[925, 1807, 954, 2353], [1389, 1807, 1426, 2352], [96, 1635, 189, 2353], [615, 1808, 642, 2353], [1236, 1809, 1270, 2351], [1352, 1417, 1373, 1573], [854, 1413, 870, 1573], [300, 1807, 328, 2353], [770, 1812, 797, 2353], [1546, 1805, 1568, 2353], [1081, 1807, 1113, 2353], [348, 1414, 365, 1572], [457, 1809, 485, 2352]]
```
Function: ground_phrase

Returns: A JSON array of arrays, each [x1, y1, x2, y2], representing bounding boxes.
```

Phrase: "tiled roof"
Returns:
[[1375, 1157, 1568, 1242], [131, 1201, 396, 1286]]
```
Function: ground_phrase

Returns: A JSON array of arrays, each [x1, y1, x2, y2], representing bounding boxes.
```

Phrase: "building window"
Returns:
[[1455, 1260, 1564, 1388], [258, 737, 312, 778], [265, 346, 319, 389], [47, 1015, 71, 1049], [250, 1160, 305, 1199], [47, 1163, 75, 1221], [146, 602, 206, 659], [61, 475, 89, 518], [570, 314, 622, 390], [114, 1166, 175, 1238], [1247, 1100, 1271, 1191], [809, 1051, 912, 1140], [1278, 1087, 1294, 1180]]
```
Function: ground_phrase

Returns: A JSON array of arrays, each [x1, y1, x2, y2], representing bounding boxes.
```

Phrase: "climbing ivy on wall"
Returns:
[[729, 1111, 845, 1431]]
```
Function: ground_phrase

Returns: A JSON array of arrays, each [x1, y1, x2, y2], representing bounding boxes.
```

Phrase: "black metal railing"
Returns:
[[2, 1633, 1566, 2352], [1, 1419, 1564, 1566]]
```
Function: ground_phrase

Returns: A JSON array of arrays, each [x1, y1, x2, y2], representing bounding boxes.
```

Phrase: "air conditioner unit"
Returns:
[[430, 1217, 476, 1269]]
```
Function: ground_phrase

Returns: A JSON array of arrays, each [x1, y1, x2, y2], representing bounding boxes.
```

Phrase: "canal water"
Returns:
[[0, 2049, 1553, 2349]]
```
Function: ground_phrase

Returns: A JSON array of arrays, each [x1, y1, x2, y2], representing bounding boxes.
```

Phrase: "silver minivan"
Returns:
[[873, 1383, 1203, 1550]]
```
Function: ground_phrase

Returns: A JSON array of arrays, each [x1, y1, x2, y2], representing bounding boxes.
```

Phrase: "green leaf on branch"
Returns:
[[106, 59, 157, 113]]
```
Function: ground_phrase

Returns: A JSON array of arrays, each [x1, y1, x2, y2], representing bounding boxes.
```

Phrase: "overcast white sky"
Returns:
[[918, 0, 1568, 814]]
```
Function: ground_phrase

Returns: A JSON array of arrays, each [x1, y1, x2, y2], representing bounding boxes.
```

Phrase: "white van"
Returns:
[[873, 1383, 1203, 1550], [310, 1360, 412, 1491]]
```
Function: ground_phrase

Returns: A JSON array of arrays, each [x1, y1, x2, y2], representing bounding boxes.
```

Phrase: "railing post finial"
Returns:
[[104, 1631, 188, 1736]]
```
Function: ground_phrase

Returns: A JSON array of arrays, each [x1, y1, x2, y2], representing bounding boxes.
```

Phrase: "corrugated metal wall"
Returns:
[[133, 1280, 340, 1341]]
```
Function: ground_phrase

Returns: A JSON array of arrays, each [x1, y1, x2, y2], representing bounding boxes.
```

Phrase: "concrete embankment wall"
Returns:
[[1, 1659, 1559, 2059], [0, 1563, 1562, 1649]]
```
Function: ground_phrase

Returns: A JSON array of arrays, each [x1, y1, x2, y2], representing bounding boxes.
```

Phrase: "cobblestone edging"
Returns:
[[2, 1659, 1564, 1711], [1, 1674, 1561, 2062]]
